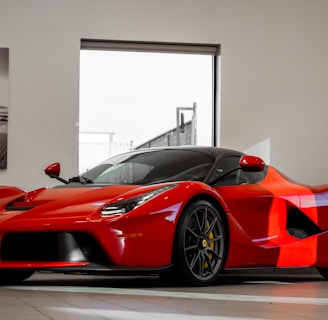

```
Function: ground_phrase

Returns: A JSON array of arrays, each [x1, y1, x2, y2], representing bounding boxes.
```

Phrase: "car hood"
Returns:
[[1, 184, 165, 219]]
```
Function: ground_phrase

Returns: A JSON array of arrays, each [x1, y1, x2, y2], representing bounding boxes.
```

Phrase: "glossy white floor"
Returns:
[[0, 269, 327, 320]]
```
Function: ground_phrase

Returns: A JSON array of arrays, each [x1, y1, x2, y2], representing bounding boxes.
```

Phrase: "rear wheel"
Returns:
[[0, 270, 34, 285], [166, 199, 227, 286]]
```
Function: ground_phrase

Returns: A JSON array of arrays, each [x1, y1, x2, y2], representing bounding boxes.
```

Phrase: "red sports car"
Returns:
[[1, 146, 328, 286]]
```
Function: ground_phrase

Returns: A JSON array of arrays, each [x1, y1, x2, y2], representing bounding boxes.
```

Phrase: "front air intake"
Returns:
[[0, 232, 109, 263]]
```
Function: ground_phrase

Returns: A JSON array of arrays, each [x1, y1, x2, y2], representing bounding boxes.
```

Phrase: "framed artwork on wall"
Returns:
[[0, 48, 8, 170]]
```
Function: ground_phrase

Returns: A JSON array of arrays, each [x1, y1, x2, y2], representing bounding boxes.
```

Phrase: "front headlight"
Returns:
[[101, 184, 176, 216]]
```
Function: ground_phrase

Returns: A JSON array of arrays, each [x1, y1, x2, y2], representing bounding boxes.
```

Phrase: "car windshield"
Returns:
[[81, 149, 214, 185]]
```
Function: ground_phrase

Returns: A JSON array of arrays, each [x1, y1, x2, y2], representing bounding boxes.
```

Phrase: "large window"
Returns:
[[79, 40, 219, 172]]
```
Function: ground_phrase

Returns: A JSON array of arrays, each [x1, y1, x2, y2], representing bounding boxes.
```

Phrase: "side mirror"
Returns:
[[44, 162, 68, 184], [240, 155, 265, 172], [45, 162, 61, 177]]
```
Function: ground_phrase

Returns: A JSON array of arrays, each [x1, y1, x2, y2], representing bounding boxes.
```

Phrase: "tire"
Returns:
[[0, 270, 34, 285], [170, 199, 228, 286]]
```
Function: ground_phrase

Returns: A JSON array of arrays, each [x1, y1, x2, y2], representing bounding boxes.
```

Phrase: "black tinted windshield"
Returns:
[[82, 149, 214, 185]]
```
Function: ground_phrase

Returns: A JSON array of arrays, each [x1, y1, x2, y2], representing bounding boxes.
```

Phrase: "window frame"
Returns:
[[80, 39, 221, 146]]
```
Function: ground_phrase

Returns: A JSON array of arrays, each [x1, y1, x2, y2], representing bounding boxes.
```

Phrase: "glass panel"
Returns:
[[79, 50, 213, 173], [83, 149, 214, 185]]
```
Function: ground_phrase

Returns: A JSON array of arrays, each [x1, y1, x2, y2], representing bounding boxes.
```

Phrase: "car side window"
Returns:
[[210, 156, 267, 186]]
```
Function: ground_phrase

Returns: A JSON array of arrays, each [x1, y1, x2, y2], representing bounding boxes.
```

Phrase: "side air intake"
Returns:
[[286, 208, 321, 239]]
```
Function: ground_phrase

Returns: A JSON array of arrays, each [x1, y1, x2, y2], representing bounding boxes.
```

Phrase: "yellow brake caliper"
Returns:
[[204, 220, 214, 269]]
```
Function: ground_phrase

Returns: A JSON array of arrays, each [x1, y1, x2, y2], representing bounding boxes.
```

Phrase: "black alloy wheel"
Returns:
[[172, 199, 227, 286]]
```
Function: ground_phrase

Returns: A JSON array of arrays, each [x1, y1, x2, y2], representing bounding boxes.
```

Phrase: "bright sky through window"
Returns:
[[79, 50, 213, 148]]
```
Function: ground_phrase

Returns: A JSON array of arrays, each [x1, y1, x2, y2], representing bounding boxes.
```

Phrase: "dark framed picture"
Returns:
[[0, 48, 9, 170]]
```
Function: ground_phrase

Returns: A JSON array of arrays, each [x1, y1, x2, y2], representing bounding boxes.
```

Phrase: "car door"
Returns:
[[210, 156, 301, 268]]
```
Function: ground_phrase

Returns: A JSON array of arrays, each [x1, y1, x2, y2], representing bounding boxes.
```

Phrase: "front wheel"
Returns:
[[171, 199, 228, 286], [0, 270, 35, 285]]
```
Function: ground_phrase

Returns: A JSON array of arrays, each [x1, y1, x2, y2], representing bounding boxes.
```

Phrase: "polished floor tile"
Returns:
[[0, 270, 327, 319]]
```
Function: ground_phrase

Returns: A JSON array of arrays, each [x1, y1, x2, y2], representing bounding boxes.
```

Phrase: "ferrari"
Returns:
[[1, 146, 328, 286]]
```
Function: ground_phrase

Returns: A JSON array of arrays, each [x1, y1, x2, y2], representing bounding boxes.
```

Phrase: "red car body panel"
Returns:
[[1, 147, 328, 280], [0, 182, 217, 268], [221, 166, 328, 269]]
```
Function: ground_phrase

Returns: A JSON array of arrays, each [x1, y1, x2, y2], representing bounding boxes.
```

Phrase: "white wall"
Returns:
[[0, 0, 327, 190]]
